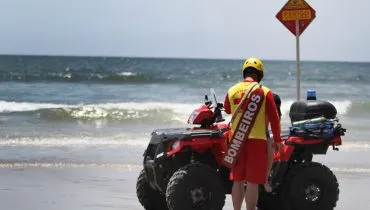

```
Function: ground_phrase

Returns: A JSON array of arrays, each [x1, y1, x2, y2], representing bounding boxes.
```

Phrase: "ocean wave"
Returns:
[[301, 75, 370, 84], [0, 99, 368, 124], [0, 162, 142, 169], [280, 100, 352, 117], [0, 69, 162, 84], [345, 100, 370, 116], [339, 141, 370, 152], [0, 101, 198, 123], [1, 161, 368, 173], [332, 167, 370, 174], [0, 101, 75, 112], [0, 135, 150, 147]]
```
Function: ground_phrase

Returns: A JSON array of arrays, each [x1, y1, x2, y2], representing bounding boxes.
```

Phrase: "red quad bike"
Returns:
[[136, 90, 346, 210]]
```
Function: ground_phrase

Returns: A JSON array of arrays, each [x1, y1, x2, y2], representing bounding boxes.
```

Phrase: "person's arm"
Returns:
[[224, 93, 231, 114], [266, 91, 283, 143], [272, 93, 282, 119]]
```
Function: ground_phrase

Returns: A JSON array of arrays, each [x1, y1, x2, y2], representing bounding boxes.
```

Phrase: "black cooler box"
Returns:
[[289, 100, 337, 122]]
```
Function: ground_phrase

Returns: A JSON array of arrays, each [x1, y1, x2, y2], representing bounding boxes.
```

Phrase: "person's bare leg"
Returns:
[[245, 182, 259, 210], [264, 139, 273, 193], [232, 181, 245, 210]]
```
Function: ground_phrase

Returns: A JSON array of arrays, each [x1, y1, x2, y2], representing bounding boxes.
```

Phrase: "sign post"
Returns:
[[276, 0, 316, 101], [296, 19, 300, 101]]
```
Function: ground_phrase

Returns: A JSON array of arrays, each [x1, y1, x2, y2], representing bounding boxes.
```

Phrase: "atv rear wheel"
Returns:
[[166, 163, 225, 210], [283, 162, 339, 210], [136, 169, 168, 210]]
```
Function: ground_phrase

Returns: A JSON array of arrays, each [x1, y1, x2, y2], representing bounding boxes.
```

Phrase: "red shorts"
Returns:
[[230, 139, 267, 184]]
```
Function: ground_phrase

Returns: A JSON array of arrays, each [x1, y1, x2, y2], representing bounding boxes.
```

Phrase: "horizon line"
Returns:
[[0, 53, 368, 64]]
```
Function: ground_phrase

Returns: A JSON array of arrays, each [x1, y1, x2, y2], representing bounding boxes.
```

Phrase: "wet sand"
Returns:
[[0, 164, 369, 210]]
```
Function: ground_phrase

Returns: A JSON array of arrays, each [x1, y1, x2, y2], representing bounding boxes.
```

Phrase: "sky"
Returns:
[[0, 0, 369, 62]]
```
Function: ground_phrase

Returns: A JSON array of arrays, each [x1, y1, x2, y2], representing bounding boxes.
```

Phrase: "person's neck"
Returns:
[[244, 77, 256, 82]]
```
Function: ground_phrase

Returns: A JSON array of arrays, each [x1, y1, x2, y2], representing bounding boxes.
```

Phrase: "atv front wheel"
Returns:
[[283, 162, 339, 210], [166, 163, 225, 210], [136, 169, 168, 210]]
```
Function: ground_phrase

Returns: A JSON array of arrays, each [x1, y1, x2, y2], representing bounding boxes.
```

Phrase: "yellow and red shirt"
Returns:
[[224, 79, 282, 143]]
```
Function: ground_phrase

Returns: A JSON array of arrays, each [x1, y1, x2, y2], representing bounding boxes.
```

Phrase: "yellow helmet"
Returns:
[[241, 57, 264, 81]]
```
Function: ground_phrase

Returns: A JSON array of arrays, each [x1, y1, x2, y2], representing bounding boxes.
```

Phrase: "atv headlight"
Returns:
[[171, 140, 181, 150]]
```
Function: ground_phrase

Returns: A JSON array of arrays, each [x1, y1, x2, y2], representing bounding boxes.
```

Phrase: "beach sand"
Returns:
[[0, 163, 369, 210]]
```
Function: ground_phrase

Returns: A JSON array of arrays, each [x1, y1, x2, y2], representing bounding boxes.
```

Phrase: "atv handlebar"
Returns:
[[204, 90, 225, 123], [214, 103, 225, 123]]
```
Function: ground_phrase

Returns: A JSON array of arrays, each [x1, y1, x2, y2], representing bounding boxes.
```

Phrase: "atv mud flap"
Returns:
[[143, 143, 168, 194]]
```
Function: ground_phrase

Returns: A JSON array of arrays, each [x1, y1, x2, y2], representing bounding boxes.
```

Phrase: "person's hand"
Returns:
[[273, 142, 284, 154]]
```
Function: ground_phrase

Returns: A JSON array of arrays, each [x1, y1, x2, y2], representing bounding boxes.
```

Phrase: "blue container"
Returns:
[[303, 123, 325, 130]]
